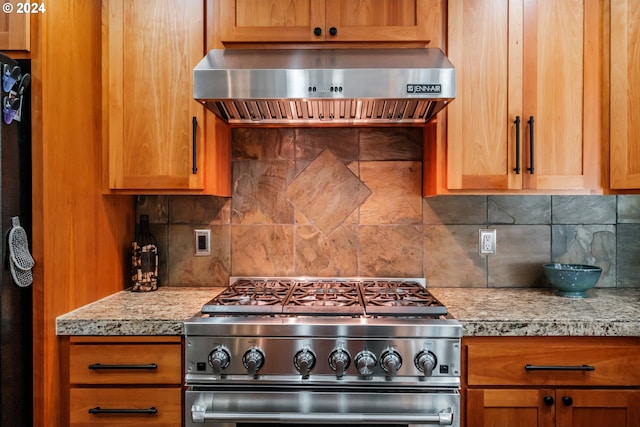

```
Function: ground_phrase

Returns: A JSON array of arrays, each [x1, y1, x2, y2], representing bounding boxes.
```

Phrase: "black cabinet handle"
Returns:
[[192, 116, 198, 174], [527, 116, 535, 174], [562, 396, 573, 406], [88, 363, 158, 370], [514, 116, 521, 174], [313, 27, 322, 36], [329, 27, 338, 36], [543, 396, 554, 406], [89, 407, 157, 415], [525, 364, 595, 371]]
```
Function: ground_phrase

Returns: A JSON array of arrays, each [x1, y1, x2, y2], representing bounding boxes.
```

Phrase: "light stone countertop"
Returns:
[[56, 286, 640, 337], [430, 287, 640, 337], [55, 287, 225, 336]]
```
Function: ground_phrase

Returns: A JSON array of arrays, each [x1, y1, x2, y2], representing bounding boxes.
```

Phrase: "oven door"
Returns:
[[185, 388, 460, 427]]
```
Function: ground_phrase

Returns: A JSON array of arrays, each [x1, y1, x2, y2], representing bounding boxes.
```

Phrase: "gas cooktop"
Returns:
[[202, 277, 448, 317]]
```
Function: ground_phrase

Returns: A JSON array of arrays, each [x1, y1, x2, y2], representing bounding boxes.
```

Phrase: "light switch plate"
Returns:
[[194, 229, 211, 256]]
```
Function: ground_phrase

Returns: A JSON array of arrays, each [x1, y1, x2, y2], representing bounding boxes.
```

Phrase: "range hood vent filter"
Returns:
[[213, 99, 441, 124], [194, 49, 455, 125]]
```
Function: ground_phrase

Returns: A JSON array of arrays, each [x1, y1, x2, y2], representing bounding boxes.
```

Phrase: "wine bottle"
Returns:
[[131, 214, 159, 292]]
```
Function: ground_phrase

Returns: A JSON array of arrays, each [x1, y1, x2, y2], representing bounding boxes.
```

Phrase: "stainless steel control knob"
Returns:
[[242, 347, 265, 375], [329, 348, 351, 377], [208, 346, 230, 375], [355, 350, 377, 376], [414, 350, 437, 377], [294, 349, 316, 377], [380, 349, 402, 377]]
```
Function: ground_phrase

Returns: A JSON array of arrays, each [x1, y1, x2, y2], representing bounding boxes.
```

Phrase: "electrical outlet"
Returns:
[[479, 229, 496, 255], [194, 229, 211, 256]]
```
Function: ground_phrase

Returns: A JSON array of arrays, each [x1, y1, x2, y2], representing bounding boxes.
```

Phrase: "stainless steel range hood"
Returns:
[[193, 49, 455, 125]]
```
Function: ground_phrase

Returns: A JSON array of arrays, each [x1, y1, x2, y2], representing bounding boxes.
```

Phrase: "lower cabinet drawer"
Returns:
[[69, 342, 182, 385], [69, 387, 181, 427], [465, 337, 640, 387]]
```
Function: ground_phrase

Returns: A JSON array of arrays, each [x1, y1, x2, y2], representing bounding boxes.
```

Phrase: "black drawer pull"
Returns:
[[88, 363, 158, 370], [89, 406, 157, 415], [525, 364, 595, 371]]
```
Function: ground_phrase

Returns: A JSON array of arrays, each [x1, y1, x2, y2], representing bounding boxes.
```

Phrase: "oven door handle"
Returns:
[[191, 405, 454, 425]]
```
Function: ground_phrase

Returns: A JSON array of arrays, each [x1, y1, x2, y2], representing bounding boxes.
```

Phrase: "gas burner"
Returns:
[[283, 281, 363, 315]]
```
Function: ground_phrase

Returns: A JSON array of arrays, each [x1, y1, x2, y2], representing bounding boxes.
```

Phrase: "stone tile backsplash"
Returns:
[[135, 128, 640, 288]]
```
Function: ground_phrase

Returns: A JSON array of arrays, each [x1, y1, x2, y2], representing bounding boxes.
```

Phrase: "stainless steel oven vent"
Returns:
[[194, 48, 456, 125]]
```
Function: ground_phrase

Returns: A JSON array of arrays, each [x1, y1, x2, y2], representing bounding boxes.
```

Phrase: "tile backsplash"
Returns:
[[135, 128, 640, 288]]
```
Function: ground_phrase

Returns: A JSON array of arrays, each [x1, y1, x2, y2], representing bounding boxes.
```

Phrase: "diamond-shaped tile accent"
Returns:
[[286, 149, 371, 235]]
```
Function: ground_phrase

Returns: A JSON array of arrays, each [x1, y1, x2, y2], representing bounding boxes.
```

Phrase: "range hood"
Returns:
[[193, 48, 455, 125]]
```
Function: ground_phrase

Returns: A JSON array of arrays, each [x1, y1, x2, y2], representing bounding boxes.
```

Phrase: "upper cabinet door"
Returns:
[[521, 0, 600, 192], [219, 0, 326, 42], [610, 0, 640, 189], [0, 0, 29, 51], [219, 0, 439, 43], [324, 0, 435, 42], [0, 1, 30, 51], [447, 0, 520, 190], [103, 0, 207, 192], [447, 0, 602, 193]]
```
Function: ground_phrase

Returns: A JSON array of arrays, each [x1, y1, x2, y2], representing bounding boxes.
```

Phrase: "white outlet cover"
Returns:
[[194, 229, 211, 256], [478, 229, 496, 255]]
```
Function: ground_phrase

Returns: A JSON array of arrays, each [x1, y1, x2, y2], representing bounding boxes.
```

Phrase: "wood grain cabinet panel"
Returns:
[[0, 1, 30, 51], [70, 388, 182, 427], [610, 0, 640, 189], [220, 0, 325, 42], [219, 0, 440, 43], [463, 337, 640, 427], [554, 389, 640, 427], [446, 0, 602, 193], [468, 388, 640, 427], [466, 339, 640, 387], [68, 336, 183, 427], [102, 0, 230, 195], [69, 343, 182, 385], [467, 388, 555, 427]]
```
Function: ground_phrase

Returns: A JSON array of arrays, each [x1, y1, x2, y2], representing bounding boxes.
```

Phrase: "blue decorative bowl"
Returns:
[[542, 263, 602, 298]]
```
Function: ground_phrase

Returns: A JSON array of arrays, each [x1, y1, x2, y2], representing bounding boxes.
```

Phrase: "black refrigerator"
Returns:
[[0, 53, 33, 427]]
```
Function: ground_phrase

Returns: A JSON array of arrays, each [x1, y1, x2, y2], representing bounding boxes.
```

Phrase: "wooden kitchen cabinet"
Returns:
[[68, 336, 183, 427], [218, 0, 441, 43], [463, 337, 640, 427], [610, 0, 640, 189], [445, 0, 602, 193], [468, 389, 640, 427], [102, 0, 231, 195], [0, 1, 30, 51]]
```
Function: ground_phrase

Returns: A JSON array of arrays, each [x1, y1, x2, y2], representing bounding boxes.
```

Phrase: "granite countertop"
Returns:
[[430, 287, 640, 337], [56, 287, 225, 336], [56, 286, 640, 337]]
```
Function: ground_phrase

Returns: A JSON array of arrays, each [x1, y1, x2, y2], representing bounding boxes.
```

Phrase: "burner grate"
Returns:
[[360, 280, 448, 316], [202, 278, 447, 317], [283, 281, 363, 315], [204, 279, 294, 314]]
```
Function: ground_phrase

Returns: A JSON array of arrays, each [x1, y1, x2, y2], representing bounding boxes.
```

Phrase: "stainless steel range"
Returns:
[[185, 278, 462, 427]]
